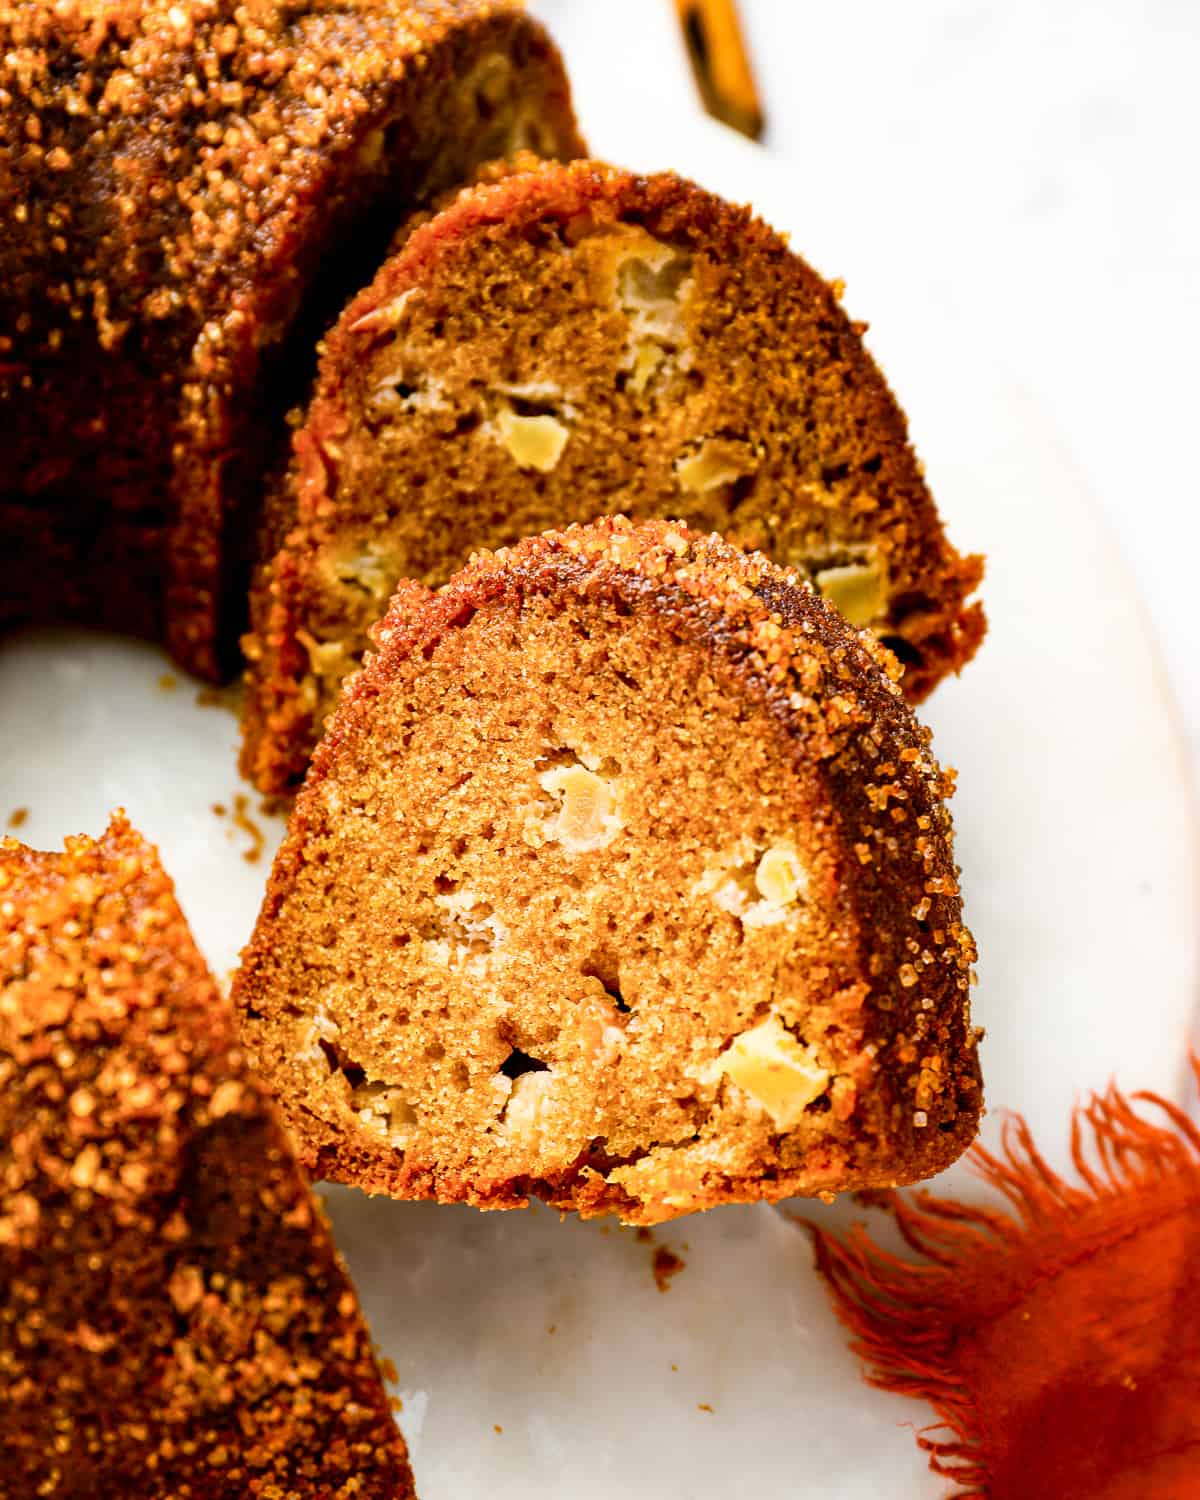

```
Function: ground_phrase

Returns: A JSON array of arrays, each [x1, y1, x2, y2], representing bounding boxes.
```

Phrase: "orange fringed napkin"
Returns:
[[810, 1069, 1200, 1499]]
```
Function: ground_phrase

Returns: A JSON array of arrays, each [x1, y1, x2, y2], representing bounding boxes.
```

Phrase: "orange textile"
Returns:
[[810, 1072, 1200, 1499]]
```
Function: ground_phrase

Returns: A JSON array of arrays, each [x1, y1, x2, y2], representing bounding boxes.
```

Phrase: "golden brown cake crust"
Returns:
[[241, 158, 985, 794], [0, 0, 583, 678], [0, 816, 414, 1499], [236, 518, 982, 1225]]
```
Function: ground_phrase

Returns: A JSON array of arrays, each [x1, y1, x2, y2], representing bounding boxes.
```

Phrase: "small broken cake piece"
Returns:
[[0, 816, 414, 1500], [241, 157, 985, 794], [234, 517, 982, 1226]]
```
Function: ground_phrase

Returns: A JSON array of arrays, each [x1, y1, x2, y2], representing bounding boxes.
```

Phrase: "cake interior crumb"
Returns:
[[258, 587, 862, 1219]]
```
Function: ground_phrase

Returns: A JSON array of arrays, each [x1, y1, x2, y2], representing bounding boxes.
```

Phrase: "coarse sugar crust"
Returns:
[[237, 517, 982, 1225], [241, 157, 985, 794], [0, 814, 414, 1499], [0, 0, 583, 679]]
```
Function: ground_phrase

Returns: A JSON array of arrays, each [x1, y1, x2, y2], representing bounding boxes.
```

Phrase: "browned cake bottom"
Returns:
[[235, 518, 982, 1226], [0, 816, 414, 1500]]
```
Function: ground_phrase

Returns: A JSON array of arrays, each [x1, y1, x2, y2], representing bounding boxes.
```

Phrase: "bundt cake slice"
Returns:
[[0, 816, 415, 1499], [0, 0, 583, 680], [240, 158, 985, 794], [234, 518, 982, 1226]]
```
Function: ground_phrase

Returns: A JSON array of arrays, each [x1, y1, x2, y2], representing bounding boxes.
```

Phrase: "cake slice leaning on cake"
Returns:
[[234, 518, 982, 1227], [240, 157, 985, 794], [0, 816, 415, 1499]]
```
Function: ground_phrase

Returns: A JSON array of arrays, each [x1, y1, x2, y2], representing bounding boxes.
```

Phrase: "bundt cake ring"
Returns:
[[0, 0, 583, 679]]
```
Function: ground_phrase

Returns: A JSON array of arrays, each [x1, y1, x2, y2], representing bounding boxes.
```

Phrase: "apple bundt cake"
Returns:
[[234, 518, 982, 1226], [241, 158, 985, 793], [0, 0, 582, 679], [0, 816, 414, 1499]]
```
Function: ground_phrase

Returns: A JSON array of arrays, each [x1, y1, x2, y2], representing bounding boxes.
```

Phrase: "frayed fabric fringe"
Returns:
[[804, 1065, 1200, 1499]]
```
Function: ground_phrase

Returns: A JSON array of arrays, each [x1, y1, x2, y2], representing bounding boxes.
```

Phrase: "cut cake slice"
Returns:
[[235, 518, 982, 1226], [241, 158, 985, 793]]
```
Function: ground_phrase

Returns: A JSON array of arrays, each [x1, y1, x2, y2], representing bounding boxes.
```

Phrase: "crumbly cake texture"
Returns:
[[240, 158, 985, 794], [0, 0, 583, 680], [234, 517, 982, 1226], [0, 816, 414, 1499]]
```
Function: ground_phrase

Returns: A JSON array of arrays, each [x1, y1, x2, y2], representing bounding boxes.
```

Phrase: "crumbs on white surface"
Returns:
[[232, 794, 265, 864]]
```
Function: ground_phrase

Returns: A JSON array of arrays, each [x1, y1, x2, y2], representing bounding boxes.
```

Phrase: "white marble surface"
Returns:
[[533, 0, 1200, 791]]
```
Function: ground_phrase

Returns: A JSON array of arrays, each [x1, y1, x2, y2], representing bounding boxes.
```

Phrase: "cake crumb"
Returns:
[[493, 1424, 503, 1435], [653, 1245, 685, 1293], [232, 794, 265, 865], [698, 1403, 714, 1413], [195, 681, 244, 714], [634, 1223, 687, 1291], [158, 673, 178, 693], [379, 1357, 399, 1385], [211, 803, 227, 818], [850, 1187, 895, 1211], [7, 807, 28, 829]]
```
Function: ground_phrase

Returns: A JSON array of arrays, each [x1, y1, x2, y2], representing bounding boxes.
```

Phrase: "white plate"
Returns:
[[3, 117, 1197, 1499]]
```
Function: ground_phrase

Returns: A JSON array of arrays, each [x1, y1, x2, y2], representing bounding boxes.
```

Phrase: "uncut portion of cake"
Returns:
[[0, 0, 582, 680], [234, 518, 982, 1227], [241, 158, 985, 794], [0, 817, 415, 1500]]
